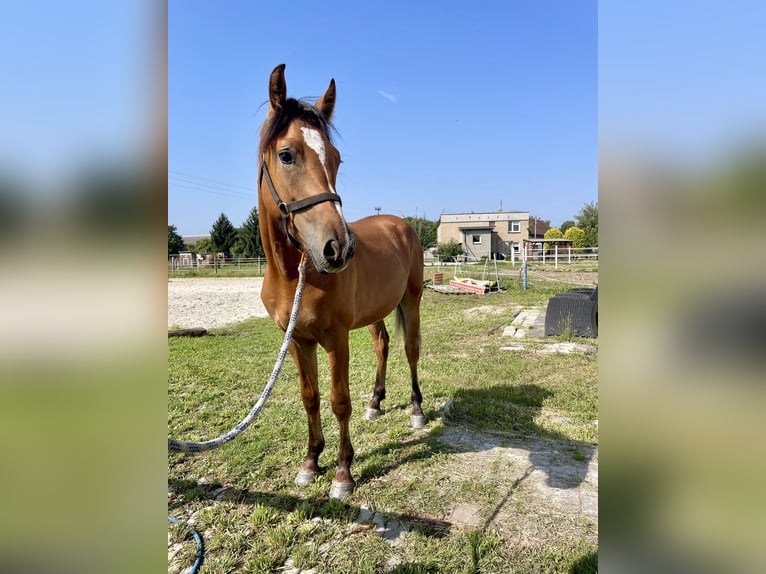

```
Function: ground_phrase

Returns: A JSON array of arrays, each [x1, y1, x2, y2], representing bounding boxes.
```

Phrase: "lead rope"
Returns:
[[168, 255, 306, 574], [168, 254, 307, 452]]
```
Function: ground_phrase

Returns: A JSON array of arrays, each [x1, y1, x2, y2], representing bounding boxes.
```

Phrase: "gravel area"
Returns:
[[527, 269, 598, 286], [168, 271, 597, 331], [167, 277, 269, 330]]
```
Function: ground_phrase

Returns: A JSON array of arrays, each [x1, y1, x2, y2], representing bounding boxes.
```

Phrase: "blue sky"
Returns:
[[599, 1, 766, 162], [169, 0, 597, 235], [0, 1, 150, 188]]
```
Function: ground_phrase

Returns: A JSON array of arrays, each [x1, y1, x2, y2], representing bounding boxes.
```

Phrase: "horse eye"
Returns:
[[278, 151, 294, 164]]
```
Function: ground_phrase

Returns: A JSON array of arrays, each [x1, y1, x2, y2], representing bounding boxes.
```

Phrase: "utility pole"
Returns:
[[374, 206, 381, 215]]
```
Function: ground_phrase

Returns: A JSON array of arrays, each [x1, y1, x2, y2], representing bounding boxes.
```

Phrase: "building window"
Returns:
[[509, 220, 520, 233], [509, 241, 520, 253], [472, 234, 482, 244]]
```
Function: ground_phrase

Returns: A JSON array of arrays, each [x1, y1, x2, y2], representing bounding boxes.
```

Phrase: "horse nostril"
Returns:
[[324, 239, 340, 261]]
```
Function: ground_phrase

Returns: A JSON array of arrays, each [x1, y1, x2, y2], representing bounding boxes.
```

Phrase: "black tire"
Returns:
[[545, 293, 597, 338]]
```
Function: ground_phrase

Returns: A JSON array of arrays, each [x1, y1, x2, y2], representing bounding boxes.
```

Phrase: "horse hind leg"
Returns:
[[396, 301, 425, 429], [363, 320, 389, 422]]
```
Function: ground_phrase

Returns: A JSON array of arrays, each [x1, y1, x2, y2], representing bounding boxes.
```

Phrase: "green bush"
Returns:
[[435, 239, 463, 261], [564, 226, 586, 249], [543, 228, 563, 253]]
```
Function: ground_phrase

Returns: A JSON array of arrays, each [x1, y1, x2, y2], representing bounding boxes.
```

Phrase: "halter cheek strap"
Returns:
[[259, 157, 342, 251]]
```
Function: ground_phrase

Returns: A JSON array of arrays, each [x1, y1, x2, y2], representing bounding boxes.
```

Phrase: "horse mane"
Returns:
[[259, 98, 337, 156]]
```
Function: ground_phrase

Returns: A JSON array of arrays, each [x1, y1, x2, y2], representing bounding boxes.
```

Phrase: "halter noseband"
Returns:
[[259, 155, 342, 251]]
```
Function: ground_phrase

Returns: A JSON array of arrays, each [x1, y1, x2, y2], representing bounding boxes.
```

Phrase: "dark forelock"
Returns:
[[259, 98, 336, 156]]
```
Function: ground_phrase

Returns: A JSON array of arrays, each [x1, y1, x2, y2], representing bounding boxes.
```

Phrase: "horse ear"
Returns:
[[315, 78, 336, 121], [268, 64, 287, 114]]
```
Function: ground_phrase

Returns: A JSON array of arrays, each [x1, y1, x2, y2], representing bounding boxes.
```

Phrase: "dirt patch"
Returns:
[[429, 427, 597, 545], [167, 277, 269, 330], [526, 270, 598, 287], [463, 304, 516, 318]]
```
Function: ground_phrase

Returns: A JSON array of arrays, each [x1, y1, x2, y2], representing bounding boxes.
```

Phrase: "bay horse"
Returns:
[[257, 64, 424, 499]]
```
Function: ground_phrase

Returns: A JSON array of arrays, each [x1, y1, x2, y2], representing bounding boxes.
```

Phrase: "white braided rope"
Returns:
[[169, 256, 307, 453]]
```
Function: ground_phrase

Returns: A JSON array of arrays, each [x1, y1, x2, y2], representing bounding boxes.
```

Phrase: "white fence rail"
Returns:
[[426, 246, 598, 269], [169, 247, 598, 274], [169, 255, 268, 273]]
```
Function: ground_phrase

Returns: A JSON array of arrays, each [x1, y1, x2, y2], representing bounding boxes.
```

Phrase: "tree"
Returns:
[[575, 201, 598, 247], [210, 213, 238, 255], [238, 207, 264, 257], [168, 225, 185, 255], [230, 230, 245, 257], [560, 220, 575, 234], [194, 238, 214, 254], [584, 227, 598, 248], [564, 226, 586, 249], [435, 239, 463, 261], [543, 227, 563, 253], [404, 216, 437, 249]]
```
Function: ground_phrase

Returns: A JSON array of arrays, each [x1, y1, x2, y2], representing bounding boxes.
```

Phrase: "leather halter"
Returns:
[[259, 156, 342, 251]]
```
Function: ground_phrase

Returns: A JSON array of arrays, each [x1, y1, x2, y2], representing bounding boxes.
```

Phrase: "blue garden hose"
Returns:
[[168, 514, 203, 574]]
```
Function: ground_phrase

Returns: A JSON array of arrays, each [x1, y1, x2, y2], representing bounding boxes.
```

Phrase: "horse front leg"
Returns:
[[363, 320, 389, 422], [288, 339, 325, 486], [325, 333, 355, 499]]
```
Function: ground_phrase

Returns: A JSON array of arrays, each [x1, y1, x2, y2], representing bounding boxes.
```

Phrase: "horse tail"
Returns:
[[394, 303, 421, 348], [394, 304, 405, 342]]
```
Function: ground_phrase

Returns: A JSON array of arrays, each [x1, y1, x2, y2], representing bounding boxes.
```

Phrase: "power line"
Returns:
[[168, 171, 257, 201], [168, 181, 254, 202], [169, 170, 257, 192]]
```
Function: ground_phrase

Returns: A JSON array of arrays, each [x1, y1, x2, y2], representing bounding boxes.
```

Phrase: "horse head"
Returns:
[[259, 64, 355, 273]]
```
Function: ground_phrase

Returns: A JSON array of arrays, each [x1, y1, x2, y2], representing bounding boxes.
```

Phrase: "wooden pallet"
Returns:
[[449, 277, 496, 294]]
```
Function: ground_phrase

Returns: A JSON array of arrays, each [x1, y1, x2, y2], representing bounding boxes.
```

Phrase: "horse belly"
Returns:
[[346, 272, 408, 330], [343, 218, 420, 329]]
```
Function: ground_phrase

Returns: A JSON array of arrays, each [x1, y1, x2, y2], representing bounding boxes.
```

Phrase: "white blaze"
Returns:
[[301, 127, 345, 220], [301, 126, 326, 168]]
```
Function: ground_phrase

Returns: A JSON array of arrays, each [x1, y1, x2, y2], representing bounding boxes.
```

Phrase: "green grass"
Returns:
[[169, 277, 598, 573]]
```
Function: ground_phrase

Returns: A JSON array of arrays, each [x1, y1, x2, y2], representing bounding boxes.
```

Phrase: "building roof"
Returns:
[[182, 234, 210, 246], [528, 216, 551, 235], [439, 211, 529, 223], [522, 238, 573, 243], [458, 222, 495, 231]]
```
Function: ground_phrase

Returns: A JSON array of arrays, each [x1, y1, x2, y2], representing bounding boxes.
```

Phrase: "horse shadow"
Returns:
[[355, 383, 596, 491], [428, 383, 597, 540], [432, 384, 596, 489]]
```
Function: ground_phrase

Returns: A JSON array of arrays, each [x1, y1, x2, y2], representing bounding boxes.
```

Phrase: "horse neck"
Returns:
[[258, 196, 302, 281]]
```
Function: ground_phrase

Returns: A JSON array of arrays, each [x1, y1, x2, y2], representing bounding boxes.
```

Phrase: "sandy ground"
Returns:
[[167, 277, 269, 330], [168, 270, 598, 330]]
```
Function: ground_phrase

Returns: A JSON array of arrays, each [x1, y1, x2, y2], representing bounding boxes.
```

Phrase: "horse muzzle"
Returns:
[[313, 228, 355, 273]]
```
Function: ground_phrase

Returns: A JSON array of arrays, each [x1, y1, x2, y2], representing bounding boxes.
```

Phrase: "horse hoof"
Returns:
[[410, 414, 427, 429], [363, 407, 382, 421], [329, 481, 355, 500], [295, 471, 318, 486]]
